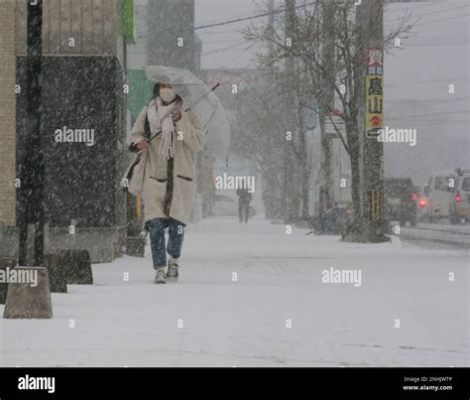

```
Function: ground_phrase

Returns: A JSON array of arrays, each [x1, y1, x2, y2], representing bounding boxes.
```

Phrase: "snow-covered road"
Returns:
[[0, 216, 468, 367], [399, 222, 470, 249]]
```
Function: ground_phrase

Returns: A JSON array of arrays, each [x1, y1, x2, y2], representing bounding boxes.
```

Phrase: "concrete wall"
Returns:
[[0, 2, 17, 228], [16, 0, 120, 56], [16, 56, 127, 229], [45, 226, 126, 263], [146, 0, 196, 71], [127, 0, 148, 70], [10, 1, 129, 262]]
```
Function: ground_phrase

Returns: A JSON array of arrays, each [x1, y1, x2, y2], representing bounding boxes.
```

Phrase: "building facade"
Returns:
[[3, 0, 135, 262], [146, 0, 198, 72], [0, 2, 18, 257]]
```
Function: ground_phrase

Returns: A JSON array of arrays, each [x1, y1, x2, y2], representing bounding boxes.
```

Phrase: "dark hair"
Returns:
[[150, 82, 181, 105], [152, 82, 160, 99]]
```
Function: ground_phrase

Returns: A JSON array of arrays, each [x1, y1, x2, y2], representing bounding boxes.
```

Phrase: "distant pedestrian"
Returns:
[[321, 202, 342, 234], [128, 77, 204, 284], [236, 188, 252, 223]]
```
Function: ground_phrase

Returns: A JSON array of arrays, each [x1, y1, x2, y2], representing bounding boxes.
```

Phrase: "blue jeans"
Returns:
[[147, 218, 185, 269]]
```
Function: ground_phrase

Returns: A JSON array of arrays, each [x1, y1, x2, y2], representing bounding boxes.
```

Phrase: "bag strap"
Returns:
[[144, 106, 151, 139], [129, 106, 151, 153]]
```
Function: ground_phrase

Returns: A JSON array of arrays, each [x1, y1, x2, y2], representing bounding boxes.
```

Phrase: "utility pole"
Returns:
[[268, 0, 275, 54], [283, 0, 296, 224], [357, 0, 387, 242], [19, 0, 45, 265], [265, 0, 277, 220], [318, 0, 336, 219]]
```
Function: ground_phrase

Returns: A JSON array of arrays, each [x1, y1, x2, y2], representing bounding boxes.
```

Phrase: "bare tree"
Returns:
[[243, 0, 412, 236]]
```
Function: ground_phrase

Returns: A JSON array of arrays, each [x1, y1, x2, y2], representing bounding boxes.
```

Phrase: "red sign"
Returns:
[[367, 48, 383, 67], [369, 115, 383, 127]]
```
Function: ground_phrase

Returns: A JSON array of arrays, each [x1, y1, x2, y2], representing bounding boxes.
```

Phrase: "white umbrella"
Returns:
[[145, 65, 231, 159]]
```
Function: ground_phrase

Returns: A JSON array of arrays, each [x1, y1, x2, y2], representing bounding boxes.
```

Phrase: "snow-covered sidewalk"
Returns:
[[0, 216, 468, 367]]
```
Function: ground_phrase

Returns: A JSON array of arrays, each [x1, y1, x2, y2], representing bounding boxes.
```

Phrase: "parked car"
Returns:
[[416, 187, 430, 222], [449, 168, 470, 224], [384, 178, 418, 227], [422, 170, 458, 222]]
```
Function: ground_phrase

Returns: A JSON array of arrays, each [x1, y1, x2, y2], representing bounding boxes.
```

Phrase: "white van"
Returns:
[[422, 170, 457, 222], [449, 168, 470, 224]]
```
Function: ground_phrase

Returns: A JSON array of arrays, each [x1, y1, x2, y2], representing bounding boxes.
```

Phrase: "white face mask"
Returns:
[[160, 87, 176, 103]]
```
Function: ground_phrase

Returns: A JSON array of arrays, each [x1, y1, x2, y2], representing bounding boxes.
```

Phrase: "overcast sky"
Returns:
[[194, 0, 470, 183], [195, 0, 266, 69], [195, 0, 470, 90]]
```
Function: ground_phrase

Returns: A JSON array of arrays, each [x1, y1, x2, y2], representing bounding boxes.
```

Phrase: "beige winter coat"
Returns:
[[128, 103, 204, 225]]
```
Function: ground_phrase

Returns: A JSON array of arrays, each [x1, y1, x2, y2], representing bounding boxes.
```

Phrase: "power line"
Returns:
[[386, 118, 470, 123], [202, 38, 247, 44], [201, 40, 256, 57], [195, 1, 469, 32], [386, 76, 469, 87], [414, 3, 469, 18], [414, 12, 470, 27], [198, 30, 242, 36], [386, 96, 470, 103], [194, 1, 317, 30], [397, 110, 470, 118], [403, 40, 469, 47], [386, 3, 469, 22]]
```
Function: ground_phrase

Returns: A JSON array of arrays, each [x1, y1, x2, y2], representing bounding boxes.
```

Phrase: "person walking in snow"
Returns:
[[128, 77, 204, 284], [236, 188, 252, 223]]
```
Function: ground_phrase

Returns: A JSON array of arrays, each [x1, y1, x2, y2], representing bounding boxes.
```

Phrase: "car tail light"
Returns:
[[454, 192, 462, 203], [411, 193, 418, 202], [418, 198, 428, 208]]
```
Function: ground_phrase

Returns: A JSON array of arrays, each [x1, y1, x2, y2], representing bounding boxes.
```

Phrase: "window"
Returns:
[[461, 177, 470, 192], [434, 176, 453, 192]]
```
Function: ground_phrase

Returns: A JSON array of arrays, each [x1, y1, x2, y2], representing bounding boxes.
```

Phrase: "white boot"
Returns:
[[153, 267, 167, 284], [166, 258, 179, 281]]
